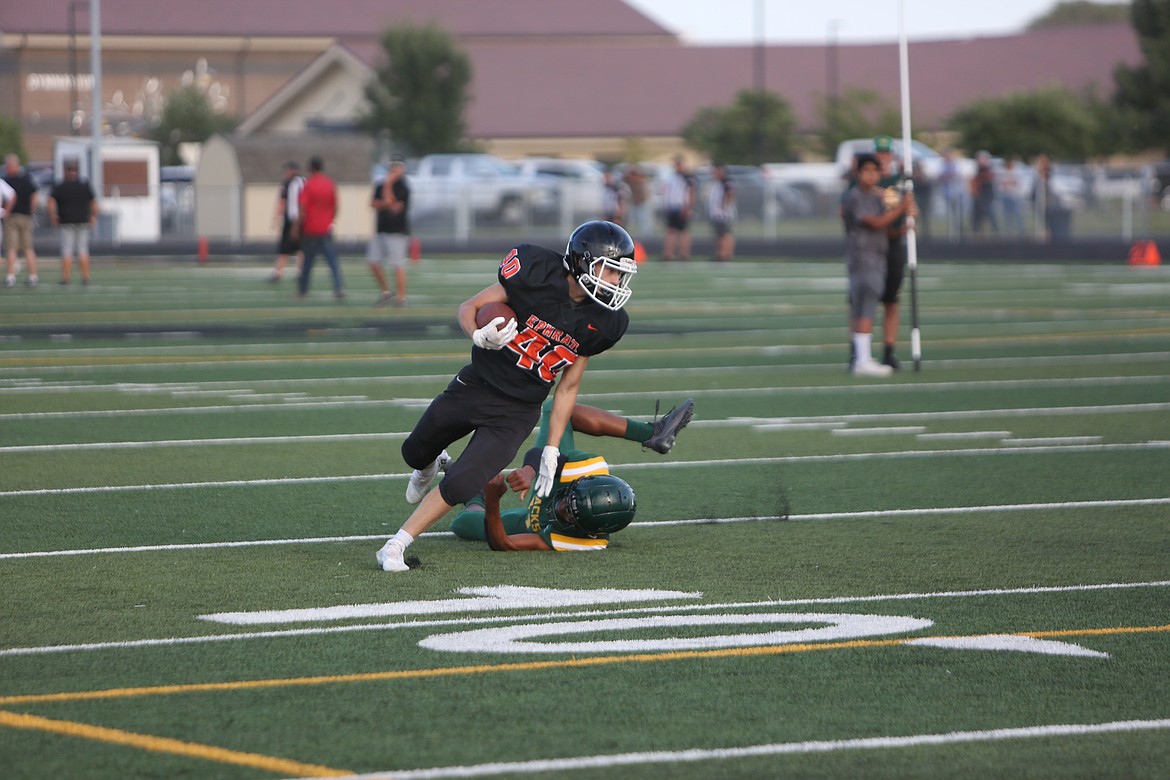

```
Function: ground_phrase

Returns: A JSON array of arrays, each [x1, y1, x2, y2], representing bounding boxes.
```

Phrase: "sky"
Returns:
[[622, 0, 1128, 45]]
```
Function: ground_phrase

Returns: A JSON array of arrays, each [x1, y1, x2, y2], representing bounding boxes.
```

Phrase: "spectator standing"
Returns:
[[47, 159, 97, 286], [938, 148, 963, 240], [3, 154, 39, 288], [0, 177, 14, 271], [841, 153, 915, 378], [910, 162, 932, 240], [623, 164, 653, 237], [268, 161, 304, 283], [661, 155, 696, 261], [999, 157, 1026, 237], [707, 163, 736, 262], [601, 168, 629, 226], [367, 158, 410, 307], [970, 150, 998, 238], [1033, 153, 1072, 242], [297, 156, 345, 300]]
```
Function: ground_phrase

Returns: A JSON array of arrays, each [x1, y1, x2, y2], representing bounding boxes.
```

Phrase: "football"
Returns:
[[475, 301, 517, 329]]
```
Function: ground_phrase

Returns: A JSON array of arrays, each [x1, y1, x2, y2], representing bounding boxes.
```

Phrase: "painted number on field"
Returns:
[[199, 586, 1110, 659]]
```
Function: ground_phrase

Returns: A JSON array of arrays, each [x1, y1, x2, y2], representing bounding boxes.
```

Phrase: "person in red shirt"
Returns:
[[296, 156, 345, 300]]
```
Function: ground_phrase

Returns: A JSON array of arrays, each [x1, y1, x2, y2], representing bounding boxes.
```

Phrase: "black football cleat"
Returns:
[[643, 398, 695, 454]]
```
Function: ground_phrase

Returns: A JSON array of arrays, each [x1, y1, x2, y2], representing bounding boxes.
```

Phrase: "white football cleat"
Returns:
[[405, 450, 450, 504], [851, 361, 893, 378], [375, 540, 409, 572]]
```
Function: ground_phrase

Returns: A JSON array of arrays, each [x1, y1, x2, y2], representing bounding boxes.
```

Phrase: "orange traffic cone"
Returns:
[[409, 236, 422, 264], [1128, 240, 1161, 266], [197, 236, 209, 264], [633, 241, 646, 264]]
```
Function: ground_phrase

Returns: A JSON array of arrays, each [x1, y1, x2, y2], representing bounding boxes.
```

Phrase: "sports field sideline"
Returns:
[[1, 253, 1169, 779]]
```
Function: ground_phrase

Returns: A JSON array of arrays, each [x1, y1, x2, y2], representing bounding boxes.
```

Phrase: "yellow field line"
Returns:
[[0, 709, 351, 777], [2, 624, 1167, 707]]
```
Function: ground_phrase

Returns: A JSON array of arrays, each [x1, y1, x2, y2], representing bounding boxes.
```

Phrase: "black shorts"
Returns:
[[401, 369, 542, 505], [881, 238, 906, 304], [278, 219, 300, 255], [711, 219, 732, 237], [666, 209, 689, 231]]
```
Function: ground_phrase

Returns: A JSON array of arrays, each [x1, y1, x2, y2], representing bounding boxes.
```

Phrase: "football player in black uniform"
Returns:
[[377, 220, 638, 572]]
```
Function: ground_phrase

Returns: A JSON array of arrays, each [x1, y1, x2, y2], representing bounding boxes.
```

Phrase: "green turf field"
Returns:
[[2, 252, 1169, 779]]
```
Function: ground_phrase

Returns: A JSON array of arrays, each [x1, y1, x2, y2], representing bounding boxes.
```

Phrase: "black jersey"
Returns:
[[468, 244, 629, 403]]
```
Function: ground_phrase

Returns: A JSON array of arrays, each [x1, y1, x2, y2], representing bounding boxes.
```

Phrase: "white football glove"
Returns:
[[471, 316, 518, 350], [534, 445, 560, 498]]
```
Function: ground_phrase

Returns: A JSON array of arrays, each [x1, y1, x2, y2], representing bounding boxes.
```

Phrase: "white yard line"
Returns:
[[0, 432, 406, 453], [330, 719, 1170, 779], [3, 442, 1170, 496], [2, 370, 1169, 399], [4, 498, 1168, 559]]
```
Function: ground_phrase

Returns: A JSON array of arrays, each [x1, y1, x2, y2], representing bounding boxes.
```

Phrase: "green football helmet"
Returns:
[[552, 474, 637, 536]]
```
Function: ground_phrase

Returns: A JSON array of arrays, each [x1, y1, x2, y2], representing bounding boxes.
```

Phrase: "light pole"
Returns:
[[827, 19, 841, 112], [753, 0, 766, 164], [68, 1, 87, 134]]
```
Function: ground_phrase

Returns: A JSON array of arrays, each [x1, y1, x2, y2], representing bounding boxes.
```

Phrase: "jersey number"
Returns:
[[506, 327, 577, 383], [500, 249, 521, 279]]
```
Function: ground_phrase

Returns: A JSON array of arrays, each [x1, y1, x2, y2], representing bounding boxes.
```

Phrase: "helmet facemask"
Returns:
[[577, 254, 637, 311]]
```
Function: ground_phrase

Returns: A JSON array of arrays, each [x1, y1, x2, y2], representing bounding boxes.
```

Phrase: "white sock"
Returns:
[[852, 332, 874, 364], [391, 529, 415, 549]]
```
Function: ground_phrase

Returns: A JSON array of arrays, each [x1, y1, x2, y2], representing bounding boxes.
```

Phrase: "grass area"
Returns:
[[1, 252, 1169, 778]]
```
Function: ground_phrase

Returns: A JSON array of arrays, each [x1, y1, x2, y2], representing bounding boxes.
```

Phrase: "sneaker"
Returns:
[[334, 290, 347, 301], [4, 276, 14, 289], [375, 291, 394, 306], [58, 279, 71, 286], [375, 539, 409, 573], [25, 275, 38, 289], [393, 297, 407, 308], [267, 272, 282, 283], [405, 449, 450, 504], [851, 361, 893, 377], [882, 346, 901, 371], [643, 398, 695, 454]]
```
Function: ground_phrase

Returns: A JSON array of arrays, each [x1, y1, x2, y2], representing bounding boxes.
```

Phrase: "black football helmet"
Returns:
[[563, 220, 637, 310], [552, 474, 637, 536]]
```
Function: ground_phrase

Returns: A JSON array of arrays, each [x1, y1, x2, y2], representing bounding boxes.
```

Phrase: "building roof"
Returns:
[[0, 0, 675, 41], [342, 23, 1141, 138]]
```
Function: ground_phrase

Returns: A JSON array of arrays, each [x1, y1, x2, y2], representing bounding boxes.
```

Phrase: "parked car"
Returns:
[[834, 137, 978, 184], [407, 154, 558, 225], [1142, 161, 1170, 211], [514, 157, 605, 217]]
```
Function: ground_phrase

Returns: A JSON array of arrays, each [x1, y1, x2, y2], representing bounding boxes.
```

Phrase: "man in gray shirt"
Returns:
[[841, 153, 916, 377]]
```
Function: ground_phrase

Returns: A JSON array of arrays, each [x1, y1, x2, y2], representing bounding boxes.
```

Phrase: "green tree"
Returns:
[[1114, 0, 1170, 154], [948, 87, 1101, 160], [0, 112, 27, 162], [1026, 0, 1132, 29], [814, 87, 901, 157], [681, 89, 796, 164], [147, 85, 236, 165], [361, 23, 472, 156]]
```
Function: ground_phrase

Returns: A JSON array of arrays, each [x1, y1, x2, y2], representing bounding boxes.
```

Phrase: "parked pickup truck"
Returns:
[[763, 139, 976, 215], [407, 153, 558, 225]]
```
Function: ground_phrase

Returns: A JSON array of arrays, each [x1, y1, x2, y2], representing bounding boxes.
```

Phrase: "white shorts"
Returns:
[[367, 233, 409, 268], [60, 224, 90, 257]]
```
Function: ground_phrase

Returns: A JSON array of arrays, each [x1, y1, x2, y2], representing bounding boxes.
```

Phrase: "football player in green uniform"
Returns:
[[449, 396, 692, 551]]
